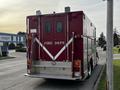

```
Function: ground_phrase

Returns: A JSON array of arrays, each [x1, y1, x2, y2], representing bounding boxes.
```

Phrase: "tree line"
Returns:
[[98, 30, 120, 47]]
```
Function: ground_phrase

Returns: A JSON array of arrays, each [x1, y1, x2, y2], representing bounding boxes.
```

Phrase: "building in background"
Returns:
[[0, 32, 26, 47]]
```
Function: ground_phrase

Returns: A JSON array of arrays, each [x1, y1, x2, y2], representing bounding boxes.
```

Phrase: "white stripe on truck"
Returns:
[[35, 37, 74, 61], [35, 38, 54, 60], [54, 37, 73, 60]]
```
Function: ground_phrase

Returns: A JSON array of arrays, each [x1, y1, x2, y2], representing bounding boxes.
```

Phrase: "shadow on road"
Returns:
[[32, 64, 104, 90], [34, 79, 84, 90]]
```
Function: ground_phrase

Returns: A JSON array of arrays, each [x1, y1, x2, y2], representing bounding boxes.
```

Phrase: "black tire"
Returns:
[[88, 63, 92, 77]]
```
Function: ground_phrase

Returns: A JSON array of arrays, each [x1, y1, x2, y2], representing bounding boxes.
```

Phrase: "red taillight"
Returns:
[[73, 60, 81, 71]]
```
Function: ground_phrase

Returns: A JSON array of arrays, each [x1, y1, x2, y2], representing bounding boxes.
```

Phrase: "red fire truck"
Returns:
[[26, 9, 97, 80]]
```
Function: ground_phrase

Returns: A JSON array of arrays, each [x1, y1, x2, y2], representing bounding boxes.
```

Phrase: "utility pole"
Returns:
[[106, 0, 113, 90]]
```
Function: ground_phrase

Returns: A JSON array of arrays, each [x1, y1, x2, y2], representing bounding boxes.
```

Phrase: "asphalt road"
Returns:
[[0, 49, 106, 90]]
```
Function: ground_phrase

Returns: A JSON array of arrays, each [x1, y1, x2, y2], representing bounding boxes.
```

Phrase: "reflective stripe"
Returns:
[[35, 37, 74, 61], [54, 37, 73, 60], [35, 38, 54, 60]]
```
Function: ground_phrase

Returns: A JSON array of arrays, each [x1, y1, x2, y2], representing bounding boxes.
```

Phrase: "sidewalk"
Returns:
[[113, 54, 120, 60]]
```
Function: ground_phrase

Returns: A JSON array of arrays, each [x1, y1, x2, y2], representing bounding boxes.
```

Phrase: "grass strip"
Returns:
[[97, 66, 106, 90], [113, 47, 120, 54], [97, 60, 120, 90]]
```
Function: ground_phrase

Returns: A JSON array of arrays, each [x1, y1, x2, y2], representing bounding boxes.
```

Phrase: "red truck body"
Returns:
[[26, 11, 97, 80]]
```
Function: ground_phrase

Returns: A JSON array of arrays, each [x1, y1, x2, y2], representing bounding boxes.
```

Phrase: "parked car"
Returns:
[[0, 46, 8, 56], [15, 44, 26, 52]]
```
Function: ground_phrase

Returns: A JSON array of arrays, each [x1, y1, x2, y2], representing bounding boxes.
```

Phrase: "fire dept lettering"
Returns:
[[54, 41, 65, 45], [44, 41, 53, 45], [44, 41, 65, 45]]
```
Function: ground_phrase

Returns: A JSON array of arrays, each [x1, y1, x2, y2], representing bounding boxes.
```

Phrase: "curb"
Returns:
[[93, 64, 105, 90], [113, 58, 120, 60]]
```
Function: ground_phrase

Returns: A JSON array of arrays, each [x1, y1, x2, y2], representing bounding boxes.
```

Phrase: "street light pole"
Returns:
[[106, 0, 113, 90]]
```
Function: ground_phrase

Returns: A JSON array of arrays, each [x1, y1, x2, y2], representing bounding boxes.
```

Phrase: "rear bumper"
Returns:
[[24, 73, 82, 80]]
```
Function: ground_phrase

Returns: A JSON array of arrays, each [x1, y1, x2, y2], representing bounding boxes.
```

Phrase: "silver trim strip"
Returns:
[[27, 18, 29, 34]]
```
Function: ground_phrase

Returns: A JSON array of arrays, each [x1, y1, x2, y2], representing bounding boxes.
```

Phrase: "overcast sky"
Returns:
[[0, 0, 120, 37]]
